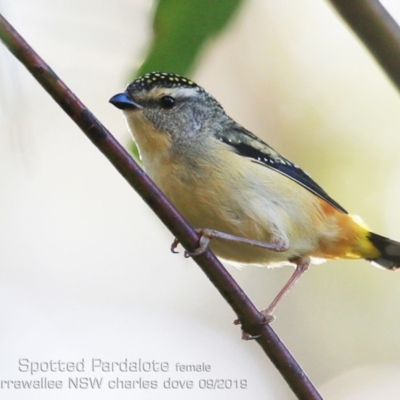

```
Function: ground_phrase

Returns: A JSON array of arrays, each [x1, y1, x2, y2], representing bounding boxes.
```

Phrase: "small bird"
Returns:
[[110, 71, 400, 322]]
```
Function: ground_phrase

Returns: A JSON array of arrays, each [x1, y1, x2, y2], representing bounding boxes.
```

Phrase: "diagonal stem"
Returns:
[[0, 13, 322, 400], [327, 0, 400, 92]]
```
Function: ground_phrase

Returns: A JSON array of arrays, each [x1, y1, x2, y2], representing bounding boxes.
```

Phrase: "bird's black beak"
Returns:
[[109, 93, 143, 110]]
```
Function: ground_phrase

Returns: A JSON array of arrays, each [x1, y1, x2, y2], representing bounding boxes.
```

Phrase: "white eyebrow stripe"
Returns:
[[149, 87, 201, 99]]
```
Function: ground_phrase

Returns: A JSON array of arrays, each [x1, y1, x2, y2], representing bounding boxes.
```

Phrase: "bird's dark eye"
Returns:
[[159, 95, 176, 110]]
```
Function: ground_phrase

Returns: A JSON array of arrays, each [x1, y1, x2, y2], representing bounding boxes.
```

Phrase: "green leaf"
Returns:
[[136, 0, 243, 77]]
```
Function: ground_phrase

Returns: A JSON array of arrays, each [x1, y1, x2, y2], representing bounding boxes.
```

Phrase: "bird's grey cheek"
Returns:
[[141, 110, 161, 129], [192, 108, 209, 129], [148, 113, 176, 135], [183, 121, 202, 137], [174, 108, 200, 134]]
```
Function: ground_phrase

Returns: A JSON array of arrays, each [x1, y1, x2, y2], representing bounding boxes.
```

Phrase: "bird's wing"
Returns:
[[215, 125, 347, 214]]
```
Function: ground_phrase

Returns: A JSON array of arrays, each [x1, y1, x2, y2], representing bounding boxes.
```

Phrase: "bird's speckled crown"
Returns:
[[128, 72, 204, 93]]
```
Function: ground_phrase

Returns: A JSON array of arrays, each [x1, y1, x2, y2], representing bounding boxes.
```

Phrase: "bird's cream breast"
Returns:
[[150, 144, 332, 265], [127, 118, 341, 265]]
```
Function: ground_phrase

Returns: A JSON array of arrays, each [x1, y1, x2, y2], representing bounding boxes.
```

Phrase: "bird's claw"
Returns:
[[170, 238, 180, 254], [234, 312, 275, 340], [241, 331, 261, 341], [170, 229, 212, 258], [234, 312, 275, 327]]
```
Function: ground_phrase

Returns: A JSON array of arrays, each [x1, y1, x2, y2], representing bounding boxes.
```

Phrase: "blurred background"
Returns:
[[2, 0, 400, 399]]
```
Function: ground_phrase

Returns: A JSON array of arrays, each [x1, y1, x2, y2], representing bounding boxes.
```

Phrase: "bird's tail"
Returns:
[[367, 232, 400, 270]]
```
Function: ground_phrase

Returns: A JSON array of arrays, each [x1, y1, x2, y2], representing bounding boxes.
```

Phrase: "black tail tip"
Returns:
[[367, 232, 400, 270]]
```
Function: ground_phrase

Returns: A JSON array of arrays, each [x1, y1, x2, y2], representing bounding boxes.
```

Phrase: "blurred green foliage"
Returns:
[[130, 0, 243, 160], [136, 0, 243, 77]]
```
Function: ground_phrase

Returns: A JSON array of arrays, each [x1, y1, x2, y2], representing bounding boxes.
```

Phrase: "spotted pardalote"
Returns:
[[110, 71, 400, 321]]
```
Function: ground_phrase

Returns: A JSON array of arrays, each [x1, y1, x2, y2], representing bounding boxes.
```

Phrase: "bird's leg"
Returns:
[[260, 257, 310, 321], [171, 228, 289, 257], [234, 257, 310, 326]]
